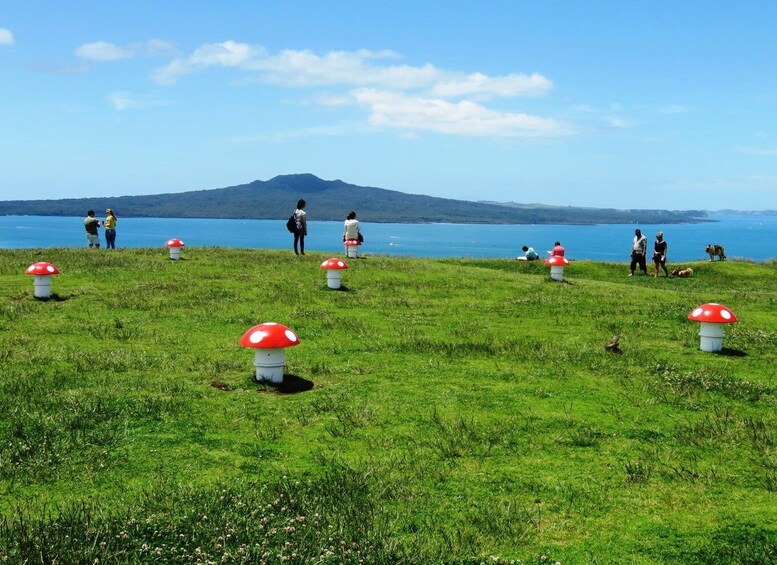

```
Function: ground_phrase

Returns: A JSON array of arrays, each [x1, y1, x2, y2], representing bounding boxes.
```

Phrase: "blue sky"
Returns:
[[2, 1, 777, 210]]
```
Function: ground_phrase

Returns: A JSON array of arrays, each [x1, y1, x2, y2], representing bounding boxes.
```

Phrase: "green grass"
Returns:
[[1, 248, 775, 563]]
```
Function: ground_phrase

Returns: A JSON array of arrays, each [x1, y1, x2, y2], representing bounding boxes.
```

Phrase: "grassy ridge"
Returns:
[[0, 248, 775, 563]]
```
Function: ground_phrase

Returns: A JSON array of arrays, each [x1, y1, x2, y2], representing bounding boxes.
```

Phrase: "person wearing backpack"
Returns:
[[293, 199, 307, 255]]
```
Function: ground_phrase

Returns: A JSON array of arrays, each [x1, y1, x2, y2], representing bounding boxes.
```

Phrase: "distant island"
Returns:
[[0, 173, 709, 225]]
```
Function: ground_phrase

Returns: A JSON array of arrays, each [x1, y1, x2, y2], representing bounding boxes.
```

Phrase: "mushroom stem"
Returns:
[[32, 275, 52, 299], [344, 241, 359, 258], [168, 246, 182, 260], [253, 348, 286, 383], [549, 265, 565, 281], [326, 270, 342, 289], [699, 322, 726, 352]]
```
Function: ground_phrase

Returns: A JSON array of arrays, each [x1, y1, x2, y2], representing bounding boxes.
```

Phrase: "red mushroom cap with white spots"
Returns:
[[165, 238, 185, 247], [25, 262, 60, 276], [544, 256, 570, 267], [239, 323, 300, 348], [344, 239, 361, 246], [320, 258, 348, 270], [688, 303, 738, 324]]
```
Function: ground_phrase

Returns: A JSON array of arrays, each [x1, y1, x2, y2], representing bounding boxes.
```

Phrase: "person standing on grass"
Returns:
[[629, 228, 648, 276], [652, 231, 669, 277], [84, 210, 101, 248], [104, 208, 117, 249], [293, 199, 307, 255]]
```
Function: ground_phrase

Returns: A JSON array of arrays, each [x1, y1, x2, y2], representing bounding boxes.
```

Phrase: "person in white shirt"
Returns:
[[343, 210, 361, 242], [629, 228, 648, 276]]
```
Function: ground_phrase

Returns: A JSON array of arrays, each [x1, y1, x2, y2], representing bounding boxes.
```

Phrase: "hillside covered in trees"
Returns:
[[0, 174, 707, 224]]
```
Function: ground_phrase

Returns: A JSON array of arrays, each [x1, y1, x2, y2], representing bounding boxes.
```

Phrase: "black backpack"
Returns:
[[286, 214, 298, 234]]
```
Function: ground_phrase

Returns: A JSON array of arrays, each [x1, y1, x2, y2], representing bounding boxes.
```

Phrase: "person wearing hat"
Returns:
[[104, 209, 117, 249], [652, 231, 668, 277]]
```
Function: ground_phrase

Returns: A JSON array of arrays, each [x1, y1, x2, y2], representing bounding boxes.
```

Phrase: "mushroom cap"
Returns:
[[544, 256, 570, 267], [320, 258, 348, 270], [25, 262, 60, 276], [688, 303, 738, 324], [344, 239, 361, 246], [239, 322, 300, 348], [165, 238, 185, 247]]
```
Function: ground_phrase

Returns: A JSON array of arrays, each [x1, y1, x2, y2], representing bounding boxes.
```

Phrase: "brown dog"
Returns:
[[705, 244, 726, 261], [672, 267, 694, 278]]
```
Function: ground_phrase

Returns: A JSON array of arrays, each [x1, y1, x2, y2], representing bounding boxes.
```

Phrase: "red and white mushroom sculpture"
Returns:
[[164, 238, 185, 260], [688, 303, 738, 352], [545, 255, 570, 281], [239, 322, 300, 383], [344, 239, 361, 258], [25, 262, 60, 299], [320, 257, 348, 289]]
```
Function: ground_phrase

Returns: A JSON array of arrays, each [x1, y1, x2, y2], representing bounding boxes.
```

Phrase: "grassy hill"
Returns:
[[0, 173, 707, 225], [1, 248, 775, 562]]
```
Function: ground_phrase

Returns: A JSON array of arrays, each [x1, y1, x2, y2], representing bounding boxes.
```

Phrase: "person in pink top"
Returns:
[[550, 241, 565, 257]]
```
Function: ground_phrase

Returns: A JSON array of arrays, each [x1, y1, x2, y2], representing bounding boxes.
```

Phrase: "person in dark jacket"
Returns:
[[652, 231, 668, 277], [293, 199, 307, 255]]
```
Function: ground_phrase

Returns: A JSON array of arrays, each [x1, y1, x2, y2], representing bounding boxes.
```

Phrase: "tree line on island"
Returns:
[[0, 173, 708, 225]]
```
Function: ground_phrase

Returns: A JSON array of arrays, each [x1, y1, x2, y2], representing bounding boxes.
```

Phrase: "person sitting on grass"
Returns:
[[517, 245, 539, 261]]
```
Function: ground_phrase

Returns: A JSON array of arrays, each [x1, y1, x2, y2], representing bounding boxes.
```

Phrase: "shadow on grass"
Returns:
[[325, 285, 352, 292], [257, 374, 314, 394], [717, 348, 747, 357], [210, 375, 314, 394], [547, 278, 575, 285], [33, 293, 71, 302]]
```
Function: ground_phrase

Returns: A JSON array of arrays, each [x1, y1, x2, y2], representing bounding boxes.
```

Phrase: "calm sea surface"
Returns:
[[1, 213, 775, 262]]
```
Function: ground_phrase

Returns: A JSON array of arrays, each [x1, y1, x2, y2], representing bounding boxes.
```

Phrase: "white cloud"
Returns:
[[153, 41, 261, 84], [135, 39, 177, 57], [0, 28, 13, 45], [431, 72, 552, 98], [76, 39, 177, 62], [150, 42, 570, 139], [107, 90, 172, 111], [250, 49, 440, 89], [76, 41, 134, 61], [152, 44, 552, 99], [153, 45, 440, 88], [351, 89, 573, 138]]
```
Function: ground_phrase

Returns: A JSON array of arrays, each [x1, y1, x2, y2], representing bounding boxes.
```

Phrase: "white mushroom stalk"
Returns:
[[164, 238, 185, 260], [320, 258, 348, 289], [688, 303, 738, 352], [344, 239, 361, 258], [25, 262, 60, 299], [239, 323, 300, 383], [544, 256, 570, 281]]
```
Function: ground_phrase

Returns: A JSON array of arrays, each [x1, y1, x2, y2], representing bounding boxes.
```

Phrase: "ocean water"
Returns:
[[1, 213, 775, 262]]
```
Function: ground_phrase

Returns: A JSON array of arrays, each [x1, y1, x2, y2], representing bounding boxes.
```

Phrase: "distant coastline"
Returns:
[[0, 174, 710, 226]]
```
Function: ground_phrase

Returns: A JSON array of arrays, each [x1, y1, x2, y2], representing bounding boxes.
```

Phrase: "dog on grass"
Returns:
[[705, 244, 726, 261], [672, 267, 694, 278]]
